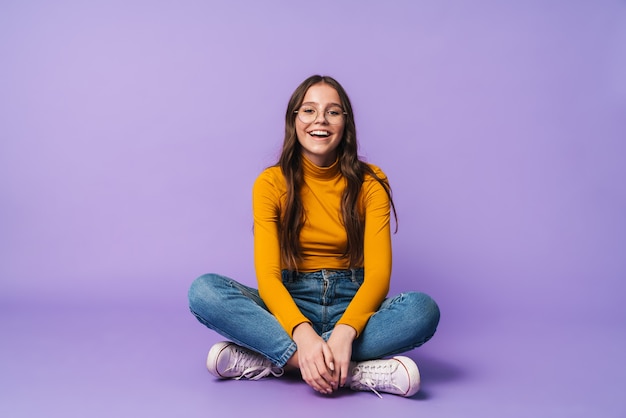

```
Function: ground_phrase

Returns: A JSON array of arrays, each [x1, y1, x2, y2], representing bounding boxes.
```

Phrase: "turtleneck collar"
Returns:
[[301, 155, 341, 180]]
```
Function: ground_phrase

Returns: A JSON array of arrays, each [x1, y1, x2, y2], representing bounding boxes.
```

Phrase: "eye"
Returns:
[[300, 107, 316, 114], [327, 108, 343, 116]]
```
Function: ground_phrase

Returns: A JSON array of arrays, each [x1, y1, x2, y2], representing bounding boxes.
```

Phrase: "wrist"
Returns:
[[292, 321, 313, 340], [334, 324, 357, 340]]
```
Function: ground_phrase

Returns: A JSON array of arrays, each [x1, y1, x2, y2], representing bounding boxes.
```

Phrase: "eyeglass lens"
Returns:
[[296, 106, 345, 124]]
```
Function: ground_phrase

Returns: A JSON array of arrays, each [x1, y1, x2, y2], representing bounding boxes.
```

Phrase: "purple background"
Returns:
[[1, 1, 625, 417]]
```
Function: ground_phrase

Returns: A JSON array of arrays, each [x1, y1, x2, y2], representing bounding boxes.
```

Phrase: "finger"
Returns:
[[302, 360, 332, 394], [302, 369, 324, 393], [304, 355, 334, 394], [313, 363, 334, 393], [321, 344, 338, 390], [340, 360, 350, 388]]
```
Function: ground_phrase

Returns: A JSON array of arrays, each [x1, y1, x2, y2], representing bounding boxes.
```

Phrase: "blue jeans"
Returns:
[[188, 269, 440, 367]]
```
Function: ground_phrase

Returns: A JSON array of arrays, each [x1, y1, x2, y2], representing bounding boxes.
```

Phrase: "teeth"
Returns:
[[310, 131, 330, 137]]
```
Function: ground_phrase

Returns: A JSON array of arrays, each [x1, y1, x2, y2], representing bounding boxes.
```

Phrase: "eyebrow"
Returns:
[[301, 101, 343, 108]]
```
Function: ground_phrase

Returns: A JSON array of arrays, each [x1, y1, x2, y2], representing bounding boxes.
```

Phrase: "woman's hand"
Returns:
[[326, 324, 357, 389], [292, 322, 336, 394]]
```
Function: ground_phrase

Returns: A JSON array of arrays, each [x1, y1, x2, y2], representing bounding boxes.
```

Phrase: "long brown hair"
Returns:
[[278, 75, 397, 269]]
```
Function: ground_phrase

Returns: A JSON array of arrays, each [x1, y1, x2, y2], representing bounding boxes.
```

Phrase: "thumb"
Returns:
[[322, 343, 335, 372]]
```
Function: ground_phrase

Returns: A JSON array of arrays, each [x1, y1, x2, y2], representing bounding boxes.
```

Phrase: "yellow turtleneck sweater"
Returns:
[[252, 156, 392, 338]]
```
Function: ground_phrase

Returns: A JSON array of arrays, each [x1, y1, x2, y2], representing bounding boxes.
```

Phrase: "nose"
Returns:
[[314, 110, 329, 124]]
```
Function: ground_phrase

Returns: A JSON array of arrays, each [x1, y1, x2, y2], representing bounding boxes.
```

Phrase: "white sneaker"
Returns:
[[349, 356, 421, 398], [206, 341, 284, 380]]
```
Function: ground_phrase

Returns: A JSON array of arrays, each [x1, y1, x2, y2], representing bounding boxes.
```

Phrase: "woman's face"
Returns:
[[295, 83, 345, 167]]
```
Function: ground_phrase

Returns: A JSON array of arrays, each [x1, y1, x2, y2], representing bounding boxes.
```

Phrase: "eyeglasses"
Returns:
[[294, 105, 347, 125]]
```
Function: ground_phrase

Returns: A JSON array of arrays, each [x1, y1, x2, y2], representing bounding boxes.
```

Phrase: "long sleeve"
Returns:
[[336, 170, 392, 336], [253, 169, 310, 337]]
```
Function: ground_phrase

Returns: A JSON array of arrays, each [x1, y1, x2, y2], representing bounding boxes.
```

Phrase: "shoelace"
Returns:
[[350, 361, 402, 398], [226, 347, 284, 380]]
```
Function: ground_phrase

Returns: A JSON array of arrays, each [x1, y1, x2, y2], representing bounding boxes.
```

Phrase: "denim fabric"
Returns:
[[188, 269, 440, 367]]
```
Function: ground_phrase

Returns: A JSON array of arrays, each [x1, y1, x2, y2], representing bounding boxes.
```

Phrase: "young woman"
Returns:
[[188, 75, 440, 398]]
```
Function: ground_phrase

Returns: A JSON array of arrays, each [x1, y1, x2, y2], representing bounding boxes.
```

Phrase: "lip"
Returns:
[[307, 134, 332, 142]]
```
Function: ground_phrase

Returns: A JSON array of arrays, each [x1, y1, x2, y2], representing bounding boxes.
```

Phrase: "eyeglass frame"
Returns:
[[293, 105, 348, 125]]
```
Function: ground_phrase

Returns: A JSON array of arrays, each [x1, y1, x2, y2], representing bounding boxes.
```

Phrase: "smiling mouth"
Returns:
[[308, 130, 330, 138]]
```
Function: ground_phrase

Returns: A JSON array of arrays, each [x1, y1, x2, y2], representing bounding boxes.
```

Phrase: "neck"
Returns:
[[301, 154, 340, 180], [301, 151, 337, 167]]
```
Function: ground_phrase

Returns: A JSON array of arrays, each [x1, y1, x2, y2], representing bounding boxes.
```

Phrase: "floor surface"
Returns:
[[1, 303, 624, 418]]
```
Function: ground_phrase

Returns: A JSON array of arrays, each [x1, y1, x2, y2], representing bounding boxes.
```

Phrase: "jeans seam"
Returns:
[[276, 342, 298, 367]]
